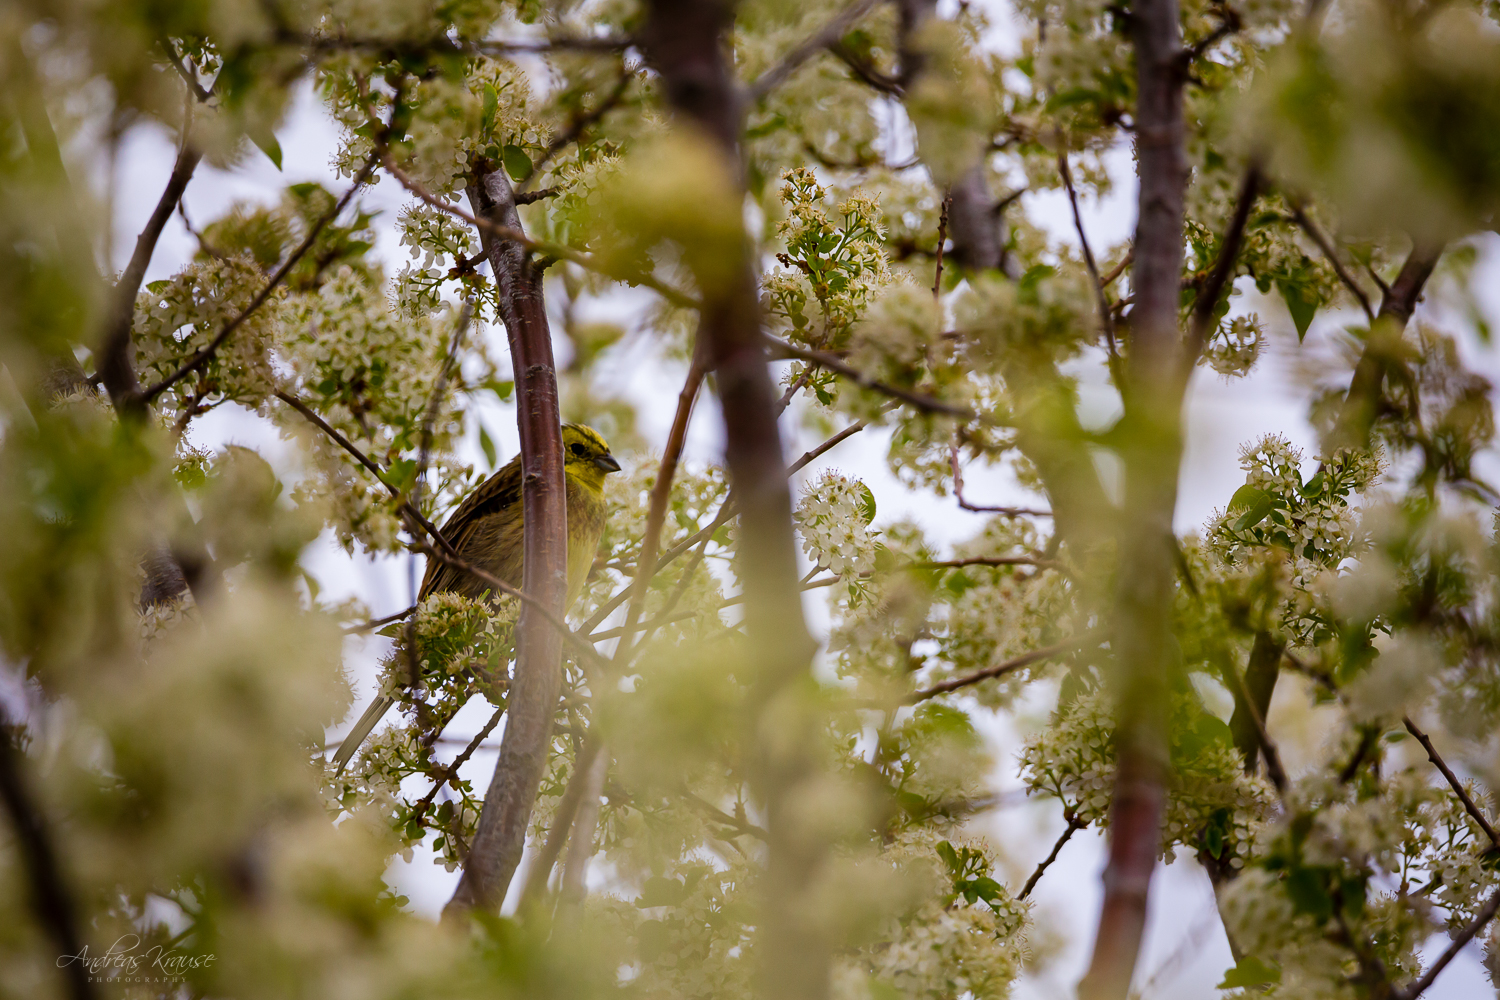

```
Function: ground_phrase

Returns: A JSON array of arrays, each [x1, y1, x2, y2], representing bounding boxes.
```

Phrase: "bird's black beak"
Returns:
[[594, 453, 622, 473]]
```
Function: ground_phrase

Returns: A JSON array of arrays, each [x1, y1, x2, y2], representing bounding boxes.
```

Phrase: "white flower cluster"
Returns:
[[795, 472, 878, 579], [1207, 435, 1380, 595], [1019, 688, 1271, 859]]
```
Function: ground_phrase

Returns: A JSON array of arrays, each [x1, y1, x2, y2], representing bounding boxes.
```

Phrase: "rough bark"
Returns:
[[641, 4, 827, 998], [446, 163, 569, 915], [1076, 0, 1190, 991]]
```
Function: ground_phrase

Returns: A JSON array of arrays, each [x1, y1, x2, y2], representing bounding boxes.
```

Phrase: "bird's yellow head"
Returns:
[[562, 423, 621, 491]]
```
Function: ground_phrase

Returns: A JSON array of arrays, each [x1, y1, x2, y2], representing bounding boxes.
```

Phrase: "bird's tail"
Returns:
[[330, 694, 395, 775]]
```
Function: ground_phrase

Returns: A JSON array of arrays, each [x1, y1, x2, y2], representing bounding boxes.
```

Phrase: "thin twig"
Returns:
[[765, 335, 996, 424], [949, 441, 1052, 516], [518, 738, 604, 908], [1291, 205, 1376, 323], [1058, 152, 1117, 355], [748, 0, 885, 101], [518, 72, 632, 193], [683, 791, 769, 840], [383, 156, 700, 308], [910, 632, 1100, 702], [1392, 886, 1500, 1000], [1404, 717, 1500, 850], [342, 605, 417, 633], [409, 706, 505, 825], [159, 38, 213, 102], [915, 556, 1059, 570], [141, 150, 382, 403], [1100, 250, 1133, 287], [99, 143, 202, 409], [933, 195, 950, 299], [1183, 166, 1260, 371], [1020, 814, 1084, 899]]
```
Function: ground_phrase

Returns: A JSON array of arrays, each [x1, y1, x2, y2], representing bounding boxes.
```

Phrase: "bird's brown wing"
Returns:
[[419, 455, 524, 600]]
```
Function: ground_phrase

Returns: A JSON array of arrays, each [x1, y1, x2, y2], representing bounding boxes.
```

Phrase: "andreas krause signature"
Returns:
[[57, 935, 215, 979]]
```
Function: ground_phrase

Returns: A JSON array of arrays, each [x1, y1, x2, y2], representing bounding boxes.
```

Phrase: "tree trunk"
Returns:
[[1076, 0, 1189, 992], [446, 163, 569, 915], [641, 4, 827, 998]]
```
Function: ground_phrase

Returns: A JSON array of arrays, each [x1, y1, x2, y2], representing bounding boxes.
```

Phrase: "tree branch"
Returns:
[[382, 155, 700, 308], [0, 730, 97, 1000], [518, 71, 633, 193], [1224, 654, 1287, 794], [139, 149, 381, 404], [1333, 242, 1443, 449], [1290, 205, 1375, 323], [1403, 717, 1500, 850], [1078, 0, 1191, 986], [409, 706, 505, 826], [643, 3, 829, 994], [749, 0, 886, 101], [98, 143, 202, 411], [1020, 814, 1085, 899], [1392, 887, 1500, 1000], [1058, 152, 1117, 356], [445, 160, 569, 916], [948, 440, 1051, 515], [517, 737, 603, 909], [765, 334, 996, 424], [909, 631, 1101, 702], [1182, 166, 1259, 372]]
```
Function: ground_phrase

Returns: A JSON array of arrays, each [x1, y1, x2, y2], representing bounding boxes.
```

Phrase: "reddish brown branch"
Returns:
[[1393, 887, 1500, 1000], [99, 143, 202, 412], [1333, 242, 1443, 449], [1404, 717, 1500, 850], [446, 161, 570, 916], [643, 3, 828, 995], [1020, 813, 1085, 899], [749, 0, 886, 101], [1078, 0, 1191, 986]]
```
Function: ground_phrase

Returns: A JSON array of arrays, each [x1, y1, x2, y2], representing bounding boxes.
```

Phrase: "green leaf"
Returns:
[[1217, 955, 1281, 989], [856, 482, 877, 525], [384, 458, 418, 494], [1277, 278, 1319, 341], [1300, 470, 1325, 498], [478, 423, 497, 469], [482, 84, 498, 128], [502, 144, 532, 182], [964, 876, 1003, 903], [1233, 494, 1274, 531], [484, 378, 514, 401], [1227, 484, 1268, 512], [1285, 866, 1333, 923], [250, 130, 283, 170], [636, 876, 689, 908], [1204, 823, 1224, 859], [935, 841, 961, 875]]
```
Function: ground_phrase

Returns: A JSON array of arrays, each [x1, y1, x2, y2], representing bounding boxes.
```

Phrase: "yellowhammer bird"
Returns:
[[331, 423, 620, 773]]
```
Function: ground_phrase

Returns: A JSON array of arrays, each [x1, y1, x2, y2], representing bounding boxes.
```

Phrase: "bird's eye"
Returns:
[[570, 443, 586, 456]]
